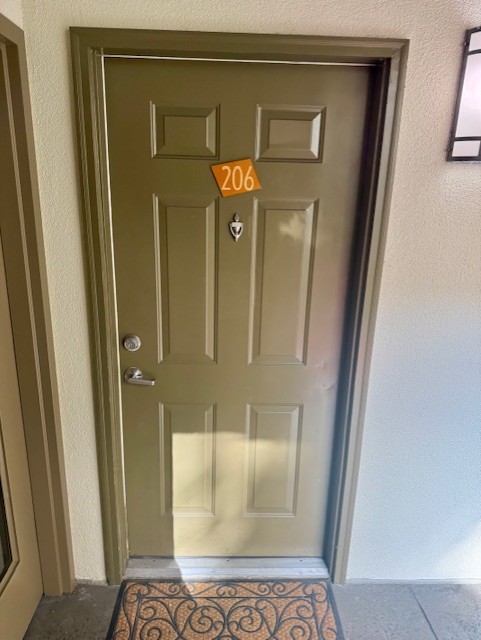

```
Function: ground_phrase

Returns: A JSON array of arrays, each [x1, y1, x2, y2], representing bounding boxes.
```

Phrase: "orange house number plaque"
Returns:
[[211, 158, 262, 198]]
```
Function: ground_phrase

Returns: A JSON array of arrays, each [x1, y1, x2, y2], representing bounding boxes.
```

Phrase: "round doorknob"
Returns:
[[122, 334, 141, 352]]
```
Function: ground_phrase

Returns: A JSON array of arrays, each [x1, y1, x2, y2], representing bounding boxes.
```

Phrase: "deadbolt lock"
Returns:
[[122, 334, 141, 352]]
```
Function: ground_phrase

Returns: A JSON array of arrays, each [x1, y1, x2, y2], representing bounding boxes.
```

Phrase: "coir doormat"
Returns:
[[106, 579, 343, 640]]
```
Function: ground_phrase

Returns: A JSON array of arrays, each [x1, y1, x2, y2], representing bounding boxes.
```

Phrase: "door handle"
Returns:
[[124, 367, 156, 386]]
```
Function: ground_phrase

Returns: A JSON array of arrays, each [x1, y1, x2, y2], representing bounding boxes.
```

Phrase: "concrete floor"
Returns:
[[23, 582, 481, 639], [23, 584, 119, 640], [333, 584, 481, 639]]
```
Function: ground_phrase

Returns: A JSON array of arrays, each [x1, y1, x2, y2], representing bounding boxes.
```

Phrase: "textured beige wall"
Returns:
[[21, 1, 481, 581], [0, 0, 22, 26]]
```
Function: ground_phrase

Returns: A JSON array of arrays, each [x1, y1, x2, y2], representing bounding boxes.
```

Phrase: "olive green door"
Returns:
[[105, 57, 371, 557], [0, 234, 43, 637]]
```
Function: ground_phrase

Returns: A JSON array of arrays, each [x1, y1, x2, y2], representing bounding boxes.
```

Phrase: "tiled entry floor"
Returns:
[[23, 583, 481, 639]]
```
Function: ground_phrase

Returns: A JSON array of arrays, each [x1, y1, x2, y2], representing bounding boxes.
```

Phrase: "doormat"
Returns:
[[106, 579, 343, 639]]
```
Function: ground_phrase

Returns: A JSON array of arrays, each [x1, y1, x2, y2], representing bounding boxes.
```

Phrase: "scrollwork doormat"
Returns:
[[106, 579, 343, 640]]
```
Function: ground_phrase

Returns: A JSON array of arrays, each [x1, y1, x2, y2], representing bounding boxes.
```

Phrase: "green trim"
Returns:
[[70, 27, 408, 585], [324, 48, 409, 582], [70, 33, 128, 586], [0, 12, 75, 595]]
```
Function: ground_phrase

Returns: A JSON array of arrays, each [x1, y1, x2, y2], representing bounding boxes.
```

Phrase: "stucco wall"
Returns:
[[0, 0, 22, 27], [21, 0, 481, 581]]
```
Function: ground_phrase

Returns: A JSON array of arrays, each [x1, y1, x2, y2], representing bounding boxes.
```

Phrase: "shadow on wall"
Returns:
[[348, 297, 481, 580]]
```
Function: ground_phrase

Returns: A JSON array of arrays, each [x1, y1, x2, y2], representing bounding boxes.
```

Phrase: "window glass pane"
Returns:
[[455, 53, 481, 137], [452, 140, 481, 157], [0, 478, 12, 581], [469, 30, 481, 52]]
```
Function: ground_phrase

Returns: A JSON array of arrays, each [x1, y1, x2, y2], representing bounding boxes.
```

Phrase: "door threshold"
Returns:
[[125, 557, 329, 580]]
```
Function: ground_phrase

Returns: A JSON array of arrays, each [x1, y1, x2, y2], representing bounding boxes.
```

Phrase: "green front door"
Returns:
[[105, 57, 371, 557]]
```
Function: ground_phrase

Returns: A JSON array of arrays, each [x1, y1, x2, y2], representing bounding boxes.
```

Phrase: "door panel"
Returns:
[[161, 403, 215, 516], [105, 58, 371, 557], [0, 235, 42, 638], [155, 197, 217, 363], [245, 404, 301, 516], [250, 199, 316, 364]]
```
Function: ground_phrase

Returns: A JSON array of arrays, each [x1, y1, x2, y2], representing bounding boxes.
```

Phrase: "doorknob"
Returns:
[[124, 367, 156, 386]]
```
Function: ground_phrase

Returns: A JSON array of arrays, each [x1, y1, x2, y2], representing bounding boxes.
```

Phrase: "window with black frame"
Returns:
[[448, 27, 481, 160]]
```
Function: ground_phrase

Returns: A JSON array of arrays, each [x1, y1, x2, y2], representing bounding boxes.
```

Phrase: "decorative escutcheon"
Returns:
[[229, 214, 244, 242]]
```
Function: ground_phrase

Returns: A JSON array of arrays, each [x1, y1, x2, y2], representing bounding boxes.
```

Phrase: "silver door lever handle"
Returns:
[[124, 367, 156, 386]]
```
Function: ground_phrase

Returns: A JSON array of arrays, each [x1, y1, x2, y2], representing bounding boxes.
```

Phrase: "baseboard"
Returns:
[[75, 578, 110, 587]]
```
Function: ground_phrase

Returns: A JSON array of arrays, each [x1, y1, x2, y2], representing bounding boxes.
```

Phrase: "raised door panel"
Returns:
[[160, 403, 216, 516], [245, 404, 302, 516], [151, 104, 219, 159], [155, 197, 218, 364], [256, 105, 326, 162], [249, 199, 317, 365]]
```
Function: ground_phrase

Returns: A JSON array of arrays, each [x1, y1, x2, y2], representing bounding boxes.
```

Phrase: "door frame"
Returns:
[[0, 13, 75, 595], [70, 27, 408, 585]]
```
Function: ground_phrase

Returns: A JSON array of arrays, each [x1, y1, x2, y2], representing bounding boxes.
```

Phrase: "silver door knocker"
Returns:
[[229, 214, 243, 242]]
